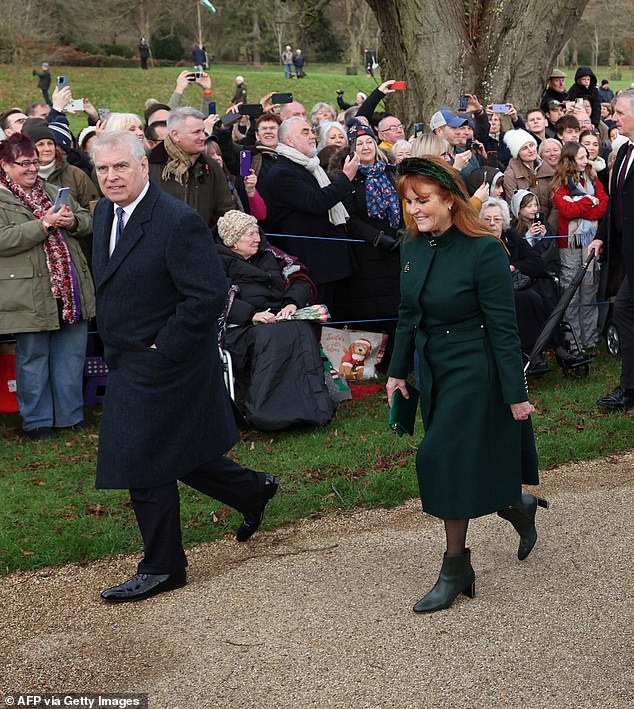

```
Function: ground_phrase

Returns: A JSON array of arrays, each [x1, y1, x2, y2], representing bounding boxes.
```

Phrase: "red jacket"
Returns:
[[553, 178, 608, 247]]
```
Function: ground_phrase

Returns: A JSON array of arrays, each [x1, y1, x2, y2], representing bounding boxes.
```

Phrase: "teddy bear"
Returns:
[[339, 337, 373, 381]]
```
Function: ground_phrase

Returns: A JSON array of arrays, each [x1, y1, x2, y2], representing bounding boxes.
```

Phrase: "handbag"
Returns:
[[511, 270, 532, 291], [388, 382, 420, 437]]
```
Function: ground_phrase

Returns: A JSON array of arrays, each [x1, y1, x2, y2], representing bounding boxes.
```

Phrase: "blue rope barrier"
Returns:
[[265, 232, 366, 244]]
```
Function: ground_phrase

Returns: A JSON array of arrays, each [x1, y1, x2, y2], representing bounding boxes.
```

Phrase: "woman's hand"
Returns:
[[510, 401, 535, 420], [203, 113, 219, 135], [378, 80, 397, 94], [252, 310, 276, 324], [528, 221, 546, 237], [276, 304, 297, 320], [343, 153, 360, 181], [386, 377, 409, 407], [244, 169, 258, 196], [42, 205, 75, 231], [473, 182, 490, 202]]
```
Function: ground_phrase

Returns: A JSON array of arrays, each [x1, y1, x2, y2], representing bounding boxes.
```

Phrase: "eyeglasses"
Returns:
[[13, 159, 40, 168], [382, 124, 404, 132]]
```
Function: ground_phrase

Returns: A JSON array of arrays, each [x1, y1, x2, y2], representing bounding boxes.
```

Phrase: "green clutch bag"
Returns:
[[389, 382, 420, 437]]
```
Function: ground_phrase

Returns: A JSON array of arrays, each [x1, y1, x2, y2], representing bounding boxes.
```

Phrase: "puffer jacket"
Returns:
[[0, 182, 95, 334]]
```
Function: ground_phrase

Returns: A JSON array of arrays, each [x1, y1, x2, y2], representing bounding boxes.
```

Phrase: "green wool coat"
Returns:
[[388, 226, 539, 520]]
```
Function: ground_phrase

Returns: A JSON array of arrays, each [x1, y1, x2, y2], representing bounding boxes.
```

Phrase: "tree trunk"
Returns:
[[364, 0, 589, 127], [252, 7, 262, 69]]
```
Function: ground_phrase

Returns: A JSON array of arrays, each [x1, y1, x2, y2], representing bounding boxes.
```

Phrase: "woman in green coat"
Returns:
[[386, 157, 546, 614]]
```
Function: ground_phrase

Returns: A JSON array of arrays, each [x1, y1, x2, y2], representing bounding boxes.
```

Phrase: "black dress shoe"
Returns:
[[100, 569, 186, 603], [22, 427, 57, 441], [236, 474, 280, 542], [597, 386, 634, 411]]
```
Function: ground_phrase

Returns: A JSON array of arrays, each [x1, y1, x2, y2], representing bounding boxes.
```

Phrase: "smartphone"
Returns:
[[220, 112, 242, 127], [53, 187, 70, 212], [56, 75, 69, 89], [458, 94, 468, 112], [208, 101, 216, 116], [186, 72, 197, 82], [194, 71, 202, 82], [64, 99, 84, 112], [491, 103, 508, 113], [533, 212, 544, 224], [575, 98, 584, 107], [239, 150, 252, 177], [413, 122, 424, 137], [349, 134, 357, 158], [486, 150, 498, 167], [97, 108, 111, 122], [465, 137, 473, 150], [238, 103, 264, 118], [271, 92, 293, 104], [391, 81, 407, 91]]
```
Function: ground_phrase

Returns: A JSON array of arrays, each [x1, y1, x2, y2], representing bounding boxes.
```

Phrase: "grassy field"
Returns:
[[2, 63, 634, 136], [0, 351, 631, 576], [0, 62, 633, 577]]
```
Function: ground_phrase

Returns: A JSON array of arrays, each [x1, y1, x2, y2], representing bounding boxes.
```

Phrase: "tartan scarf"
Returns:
[[162, 135, 198, 186], [0, 170, 78, 324]]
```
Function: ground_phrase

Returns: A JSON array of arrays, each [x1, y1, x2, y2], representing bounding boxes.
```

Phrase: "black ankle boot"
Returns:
[[497, 494, 549, 560], [413, 549, 475, 614]]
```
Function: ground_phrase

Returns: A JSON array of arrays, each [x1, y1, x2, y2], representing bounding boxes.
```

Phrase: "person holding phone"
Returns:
[[0, 133, 95, 439]]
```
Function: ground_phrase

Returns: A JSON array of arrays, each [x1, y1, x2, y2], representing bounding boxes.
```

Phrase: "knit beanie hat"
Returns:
[[217, 210, 258, 247], [21, 118, 54, 144], [503, 129, 537, 159], [49, 122, 73, 153], [510, 189, 536, 219], [78, 126, 97, 149]]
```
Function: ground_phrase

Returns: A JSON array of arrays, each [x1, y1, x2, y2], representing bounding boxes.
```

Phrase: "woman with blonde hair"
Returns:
[[102, 112, 144, 142]]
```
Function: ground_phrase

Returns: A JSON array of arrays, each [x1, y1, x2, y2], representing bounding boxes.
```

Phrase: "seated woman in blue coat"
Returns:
[[216, 210, 336, 431]]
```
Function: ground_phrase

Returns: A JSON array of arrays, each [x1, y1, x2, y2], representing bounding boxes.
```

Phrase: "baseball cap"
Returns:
[[429, 109, 468, 130], [546, 100, 563, 111]]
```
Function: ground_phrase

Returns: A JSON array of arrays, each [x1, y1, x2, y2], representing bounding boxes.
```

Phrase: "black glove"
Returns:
[[372, 230, 402, 251]]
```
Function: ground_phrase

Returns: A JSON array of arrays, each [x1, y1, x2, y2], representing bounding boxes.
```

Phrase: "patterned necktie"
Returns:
[[115, 206, 125, 245]]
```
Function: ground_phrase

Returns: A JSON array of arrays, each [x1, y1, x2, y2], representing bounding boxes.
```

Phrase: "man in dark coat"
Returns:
[[590, 90, 634, 411], [540, 69, 568, 113], [265, 116, 359, 314], [32, 62, 52, 106], [90, 131, 279, 602], [148, 107, 234, 227]]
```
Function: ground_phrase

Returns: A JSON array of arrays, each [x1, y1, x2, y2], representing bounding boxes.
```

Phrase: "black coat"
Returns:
[[265, 156, 355, 285], [596, 141, 634, 295], [567, 67, 601, 127], [339, 167, 402, 322], [216, 244, 312, 324], [92, 183, 239, 489]]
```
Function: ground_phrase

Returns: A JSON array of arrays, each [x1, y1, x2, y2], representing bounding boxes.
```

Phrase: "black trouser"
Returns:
[[614, 276, 634, 389], [130, 456, 264, 574]]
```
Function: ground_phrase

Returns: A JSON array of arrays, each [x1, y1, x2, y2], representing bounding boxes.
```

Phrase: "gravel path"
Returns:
[[2, 452, 633, 709]]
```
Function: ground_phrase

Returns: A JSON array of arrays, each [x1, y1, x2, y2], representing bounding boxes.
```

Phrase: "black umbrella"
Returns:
[[525, 252, 596, 371]]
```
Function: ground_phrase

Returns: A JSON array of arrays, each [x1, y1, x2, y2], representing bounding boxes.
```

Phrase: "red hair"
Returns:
[[397, 156, 494, 240]]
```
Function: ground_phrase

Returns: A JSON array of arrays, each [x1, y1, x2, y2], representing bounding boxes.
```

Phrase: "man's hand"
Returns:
[[465, 93, 482, 113], [587, 239, 603, 258], [175, 70, 193, 94], [199, 71, 212, 91], [452, 150, 472, 171], [259, 92, 275, 112], [52, 85, 72, 112], [82, 99, 99, 123]]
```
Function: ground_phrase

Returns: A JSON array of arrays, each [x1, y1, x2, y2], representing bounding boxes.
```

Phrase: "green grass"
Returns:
[[0, 350, 631, 576], [0, 63, 382, 135], [4, 63, 634, 138]]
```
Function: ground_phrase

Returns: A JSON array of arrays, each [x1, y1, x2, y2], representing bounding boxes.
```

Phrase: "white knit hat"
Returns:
[[503, 129, 537, 159], [217, 210, 258, 248]]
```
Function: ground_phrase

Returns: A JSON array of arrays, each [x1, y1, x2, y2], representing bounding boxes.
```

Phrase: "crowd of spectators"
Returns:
[[1, 63, 632, 436]]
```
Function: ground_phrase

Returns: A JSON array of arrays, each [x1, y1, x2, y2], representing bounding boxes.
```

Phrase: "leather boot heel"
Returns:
[[413, 549, 476, 614], [497, 493, 549, 561]]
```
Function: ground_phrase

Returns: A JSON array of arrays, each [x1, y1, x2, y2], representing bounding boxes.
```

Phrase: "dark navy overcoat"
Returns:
[[92, 182, 239, 489]]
